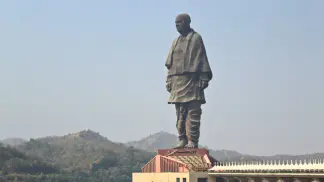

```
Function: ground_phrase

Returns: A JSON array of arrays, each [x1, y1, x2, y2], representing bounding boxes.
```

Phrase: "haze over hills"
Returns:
[[3, 129, 324, 163], [126, 131, 178, 152], [1, 138, 27, 146], [126, 131, 248, 161], [125, 131, 324, 161]]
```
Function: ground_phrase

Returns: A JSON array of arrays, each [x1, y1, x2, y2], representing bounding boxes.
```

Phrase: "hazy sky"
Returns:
[[1, 0, 323, 156]]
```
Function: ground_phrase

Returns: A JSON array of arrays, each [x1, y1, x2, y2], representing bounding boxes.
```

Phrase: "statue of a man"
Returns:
[[165, 13, 213, 148]]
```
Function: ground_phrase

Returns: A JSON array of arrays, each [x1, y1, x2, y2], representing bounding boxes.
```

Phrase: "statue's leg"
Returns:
[[184, 101, 202, 148], [174, 103, 188, 148]]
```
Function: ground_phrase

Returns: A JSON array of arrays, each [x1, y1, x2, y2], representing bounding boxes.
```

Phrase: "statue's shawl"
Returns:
[[165, 30, 212, 79]]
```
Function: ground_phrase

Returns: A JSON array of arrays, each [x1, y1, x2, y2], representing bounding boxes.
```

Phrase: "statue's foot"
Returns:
[[173, 139, 188, 149], [184, 141, 198, 148]]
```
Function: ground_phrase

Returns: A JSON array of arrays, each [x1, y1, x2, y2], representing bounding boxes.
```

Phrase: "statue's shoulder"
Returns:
[[170, 36, 180, 47], [191, 31, 203, 41], [192, 31, 201, 37], [172, 36, 180, 42]]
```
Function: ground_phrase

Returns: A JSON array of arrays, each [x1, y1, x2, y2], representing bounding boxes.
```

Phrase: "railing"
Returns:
[[209, 159, 324, 173]]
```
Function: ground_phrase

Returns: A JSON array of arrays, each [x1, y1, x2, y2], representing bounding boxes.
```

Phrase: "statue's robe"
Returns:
[[165, 29, 213, 104]]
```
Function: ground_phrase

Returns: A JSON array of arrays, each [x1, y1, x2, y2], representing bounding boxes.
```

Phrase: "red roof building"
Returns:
[[141, 148, 218, 173]]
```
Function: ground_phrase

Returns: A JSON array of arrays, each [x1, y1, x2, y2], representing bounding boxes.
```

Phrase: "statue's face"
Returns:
[[175, 19, 186, 33], [175, 14, 190, 34]]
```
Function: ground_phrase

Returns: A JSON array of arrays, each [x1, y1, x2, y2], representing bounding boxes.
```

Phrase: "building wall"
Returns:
[[132, 172, 217, 182], [133, 172, 190, 182]]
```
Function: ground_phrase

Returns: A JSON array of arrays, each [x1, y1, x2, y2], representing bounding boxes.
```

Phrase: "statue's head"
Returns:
[[175, 13, 191, 35]]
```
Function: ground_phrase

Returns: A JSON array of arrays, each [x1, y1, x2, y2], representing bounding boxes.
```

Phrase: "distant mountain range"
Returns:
[[2, 130, 324, 162], [125, 131, 324, 162], [2, 129, 323, 181], [126, 131, 250, 161]]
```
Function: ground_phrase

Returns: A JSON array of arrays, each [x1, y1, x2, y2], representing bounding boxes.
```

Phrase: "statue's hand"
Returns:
[[198, 80, 208, 89], [166, 82, 172, 92]]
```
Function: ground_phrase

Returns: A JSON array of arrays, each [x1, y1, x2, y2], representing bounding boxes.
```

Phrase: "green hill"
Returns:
[[0, 143, 71, 182], [5, 129, 324, 182], [7, 130, 154, 182]]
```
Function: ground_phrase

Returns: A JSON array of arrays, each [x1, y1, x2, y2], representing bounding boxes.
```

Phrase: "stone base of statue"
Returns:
[[141, 148, 218, 172]]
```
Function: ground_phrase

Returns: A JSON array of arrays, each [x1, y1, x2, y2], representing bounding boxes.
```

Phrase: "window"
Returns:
[[183, 178, 187, 182], [176, 178, 180, 182], [198, 178, 208, 182], [215, 177, 224, 182]]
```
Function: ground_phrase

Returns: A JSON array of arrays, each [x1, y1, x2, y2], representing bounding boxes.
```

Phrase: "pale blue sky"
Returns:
[[0, 0, 323, 156]]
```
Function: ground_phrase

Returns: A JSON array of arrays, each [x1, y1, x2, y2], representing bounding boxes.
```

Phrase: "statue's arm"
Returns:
[[165, 38, 179, 92], [166, 75, 171, 83], [165, 38, 178, 69], [199, 73, 211, 82], [194, 34, 212, 88], [166, 76, 172, 92], [198, 73, 210, 89]]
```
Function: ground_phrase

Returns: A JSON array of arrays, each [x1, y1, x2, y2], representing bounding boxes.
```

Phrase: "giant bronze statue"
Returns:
[[165, 13, 213, 149]]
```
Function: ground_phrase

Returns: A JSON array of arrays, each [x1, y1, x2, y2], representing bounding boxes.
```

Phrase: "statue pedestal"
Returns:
[[141, 148, 218, 172], [157, 148, 213, 157]]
